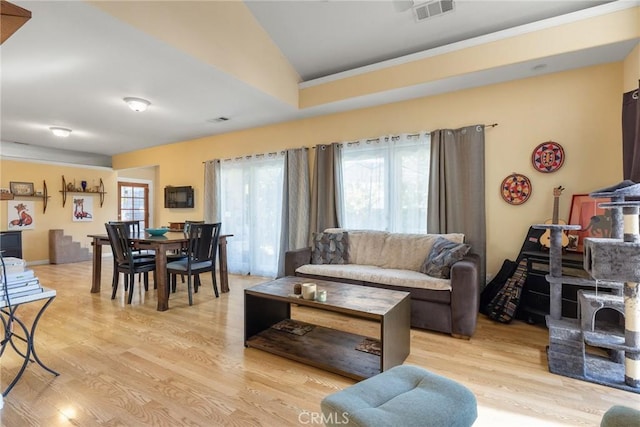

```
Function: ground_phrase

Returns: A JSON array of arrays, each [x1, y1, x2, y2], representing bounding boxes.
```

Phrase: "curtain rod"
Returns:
[[203, 148, 309, 164], [311, 124, 499, 148], [201, 124, 500, 160]]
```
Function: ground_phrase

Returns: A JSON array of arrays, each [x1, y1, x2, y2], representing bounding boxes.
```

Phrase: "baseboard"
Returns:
[[26, 259, 50, 266], [25, 254, 114, 266]]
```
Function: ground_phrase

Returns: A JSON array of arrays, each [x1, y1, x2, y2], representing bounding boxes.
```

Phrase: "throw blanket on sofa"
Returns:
[[297, 229, 469, 291]]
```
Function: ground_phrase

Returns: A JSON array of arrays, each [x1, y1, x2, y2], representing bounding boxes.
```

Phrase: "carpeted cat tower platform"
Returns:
[[535, 180, 640, 393]]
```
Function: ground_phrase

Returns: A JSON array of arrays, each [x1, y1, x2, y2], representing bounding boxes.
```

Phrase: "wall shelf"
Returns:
[[60, 176, 106, 207], [2, 180, 50, 213]]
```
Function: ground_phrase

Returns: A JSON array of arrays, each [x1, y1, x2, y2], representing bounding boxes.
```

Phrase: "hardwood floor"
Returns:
[[2, 261, 639, 426]]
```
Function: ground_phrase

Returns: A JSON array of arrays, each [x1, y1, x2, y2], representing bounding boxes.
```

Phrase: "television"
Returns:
[[164, 186, 194, 208]]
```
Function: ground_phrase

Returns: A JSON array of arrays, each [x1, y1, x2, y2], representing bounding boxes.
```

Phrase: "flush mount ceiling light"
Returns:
[[49, 127, 71, 137], [123, 97, 151, 112]]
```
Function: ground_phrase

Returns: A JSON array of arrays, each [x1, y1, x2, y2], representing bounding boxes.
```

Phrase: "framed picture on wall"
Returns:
[[7, 200, 35, 230], [567, 194, 611, 253], [9, 181, 34, 196], [72, 196, 94, 222]]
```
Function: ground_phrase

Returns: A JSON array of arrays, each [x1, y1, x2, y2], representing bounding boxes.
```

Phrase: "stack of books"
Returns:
[[2, 257, 26, 275], [1, 258, 46, 305]]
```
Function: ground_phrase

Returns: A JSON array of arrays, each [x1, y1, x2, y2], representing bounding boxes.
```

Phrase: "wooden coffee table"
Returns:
[[244, 276, 410, 380]]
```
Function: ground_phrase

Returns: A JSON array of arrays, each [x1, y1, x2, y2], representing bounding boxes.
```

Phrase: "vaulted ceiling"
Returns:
[[0, 1, 638, 166]]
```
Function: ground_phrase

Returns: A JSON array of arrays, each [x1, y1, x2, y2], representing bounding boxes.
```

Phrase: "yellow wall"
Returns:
[[624, 42, 640, 91], [0, 161, 117, 262], [112, 62, 623, 276], [118, 166, 157, 181]]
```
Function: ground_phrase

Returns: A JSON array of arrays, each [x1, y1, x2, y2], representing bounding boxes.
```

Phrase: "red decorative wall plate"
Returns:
[[501, 173, 532, 205], [532, 141, 565, 173]]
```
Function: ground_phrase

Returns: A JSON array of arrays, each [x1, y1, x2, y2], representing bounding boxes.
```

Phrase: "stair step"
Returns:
[[49, 229, 92, 264]]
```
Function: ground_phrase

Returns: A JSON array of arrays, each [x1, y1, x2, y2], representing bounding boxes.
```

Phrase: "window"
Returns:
[[220, 153, 284, 277], [340, 133, 430, 233]]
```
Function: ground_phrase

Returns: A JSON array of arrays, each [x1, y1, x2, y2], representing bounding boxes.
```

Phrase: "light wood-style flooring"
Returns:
[[2, 261, 640, 426]]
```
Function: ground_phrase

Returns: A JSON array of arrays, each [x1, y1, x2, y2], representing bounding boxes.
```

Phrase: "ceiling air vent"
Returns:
[[413, 0, 454, 22], [207, 117, 229, 123]]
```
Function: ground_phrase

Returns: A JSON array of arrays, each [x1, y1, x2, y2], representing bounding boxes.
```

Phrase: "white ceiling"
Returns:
[[246, 0, 613, 80], [0, 0, 636, 167]]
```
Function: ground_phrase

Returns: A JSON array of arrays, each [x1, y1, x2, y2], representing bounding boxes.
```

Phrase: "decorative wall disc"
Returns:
[[501, 173, 532, 205], [532, 141, 565, 173]]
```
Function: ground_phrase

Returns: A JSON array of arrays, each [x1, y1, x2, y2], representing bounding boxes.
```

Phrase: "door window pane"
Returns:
[[118, 182, 149, 228]]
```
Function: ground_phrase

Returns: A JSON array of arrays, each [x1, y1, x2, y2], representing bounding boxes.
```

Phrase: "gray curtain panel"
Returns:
[[622, 86, 639, 182], [310, 143, 342, 240], [203, 159, 221, 223], [278, 148, 311, 277], [428, 125, 486, 286]]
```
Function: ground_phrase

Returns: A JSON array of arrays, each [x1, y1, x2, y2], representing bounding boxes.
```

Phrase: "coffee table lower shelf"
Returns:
[[244, 277, 410, 381], [246, 320, 380, 380]]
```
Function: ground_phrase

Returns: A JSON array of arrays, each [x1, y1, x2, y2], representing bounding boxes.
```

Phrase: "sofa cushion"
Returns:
[[420, 236, 471, 279], [346, 230, 388, 267], [311, 231, 349, 265], [346, 230, 465, 271], [295, 264, 452, 291]]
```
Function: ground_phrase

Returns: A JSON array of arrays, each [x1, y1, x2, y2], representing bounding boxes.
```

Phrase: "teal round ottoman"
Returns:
[[601, 405, 640, 427], [321, 365, 477, 427]]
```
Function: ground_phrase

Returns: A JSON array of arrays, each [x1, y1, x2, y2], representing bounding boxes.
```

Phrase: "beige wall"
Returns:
[[112, 62, 624, 276], [623, 42, 640, 91], [0, 161, 117, 262], [118, 166, 157, 181]]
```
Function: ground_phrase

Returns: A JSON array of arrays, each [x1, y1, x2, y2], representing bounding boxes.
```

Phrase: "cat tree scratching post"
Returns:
[[532, 223, 581, 320], [538, 181, 640, 392], [588, 201, 640, 388]]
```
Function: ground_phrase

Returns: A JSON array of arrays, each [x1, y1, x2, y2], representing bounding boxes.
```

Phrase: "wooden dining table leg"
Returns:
[[218, 236, 229, 293], [155, 245, 169, 311], [91, 238, 102, 293]]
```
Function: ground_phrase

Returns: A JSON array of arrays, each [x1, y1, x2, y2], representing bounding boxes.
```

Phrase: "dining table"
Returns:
[[87, 231, 232, 311]]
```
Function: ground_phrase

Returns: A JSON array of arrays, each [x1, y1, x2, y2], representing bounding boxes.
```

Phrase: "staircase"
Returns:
[[49, 229, 91, 264]]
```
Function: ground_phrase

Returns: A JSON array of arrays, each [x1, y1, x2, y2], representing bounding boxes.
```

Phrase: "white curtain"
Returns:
[[220, 152, 285, 277], [203, 160, 221, 223], [340, 133, 430, 233]]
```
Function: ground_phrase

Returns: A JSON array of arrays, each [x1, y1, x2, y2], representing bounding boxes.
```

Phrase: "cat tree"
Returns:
[[534, 180, 640, 392]]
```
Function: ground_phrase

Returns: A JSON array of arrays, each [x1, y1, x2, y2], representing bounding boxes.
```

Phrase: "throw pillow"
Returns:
[[420, 236, 471, 279], [311, 232, 349, 265]]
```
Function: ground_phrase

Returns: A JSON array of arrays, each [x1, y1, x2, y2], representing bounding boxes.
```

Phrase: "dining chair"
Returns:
[[109, 220, 155, 286], [165, 223, 221, 306], [120, 220, 154, 256], [105, 222, 157, 304], [167, 220, 205, 290]]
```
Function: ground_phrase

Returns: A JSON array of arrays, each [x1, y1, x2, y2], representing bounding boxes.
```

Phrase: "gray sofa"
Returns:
[[284, 230, 481, 338]]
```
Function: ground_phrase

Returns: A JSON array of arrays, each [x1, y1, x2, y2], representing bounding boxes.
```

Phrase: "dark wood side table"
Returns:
[[0, 230, 22, 258]]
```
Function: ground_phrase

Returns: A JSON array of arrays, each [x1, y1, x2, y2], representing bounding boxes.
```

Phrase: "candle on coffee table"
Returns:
[[301, 283, 316, 300]]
